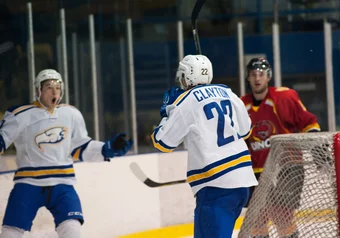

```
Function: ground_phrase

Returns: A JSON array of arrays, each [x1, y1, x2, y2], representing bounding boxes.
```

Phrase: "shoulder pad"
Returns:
[[57, 104, 77, 109], [8, 104, 37, 116], [275, 87, 290, 92]]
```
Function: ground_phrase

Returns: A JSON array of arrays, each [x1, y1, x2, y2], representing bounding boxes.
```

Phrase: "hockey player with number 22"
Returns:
[[0, 69, 133, 238], [152, 55, 258, 238]]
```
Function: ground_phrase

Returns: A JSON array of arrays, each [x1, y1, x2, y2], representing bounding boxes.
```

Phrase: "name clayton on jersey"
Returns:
[[193, 86, 230, 102]]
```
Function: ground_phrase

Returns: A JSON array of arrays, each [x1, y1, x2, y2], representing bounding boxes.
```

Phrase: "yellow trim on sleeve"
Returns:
[[73, 148, 81, 161], [302, 123, 320, 132], [242, 128, 253, 140], [253, 168, 263, 173], [151, 132, 174, 153]]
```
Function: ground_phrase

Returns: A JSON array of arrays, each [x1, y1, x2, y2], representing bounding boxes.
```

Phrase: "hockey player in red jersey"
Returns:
[[241, 57, 320, 238]]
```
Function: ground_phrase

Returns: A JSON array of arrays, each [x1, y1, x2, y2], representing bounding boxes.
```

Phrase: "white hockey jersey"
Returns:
[[152, 84, 258, 195], [0, 102, 104, 186]]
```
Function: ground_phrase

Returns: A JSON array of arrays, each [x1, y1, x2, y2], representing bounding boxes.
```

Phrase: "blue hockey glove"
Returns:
[[102, 133, 134, 161], [160, 86, 185, 118]]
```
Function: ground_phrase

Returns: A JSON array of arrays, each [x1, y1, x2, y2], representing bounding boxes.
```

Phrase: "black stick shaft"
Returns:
[[191, 0, 206, 54]]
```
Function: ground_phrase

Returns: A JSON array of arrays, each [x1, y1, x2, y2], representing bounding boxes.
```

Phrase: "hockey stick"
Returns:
[[191, 0, 206, 54], [130, 162, 187, 188]]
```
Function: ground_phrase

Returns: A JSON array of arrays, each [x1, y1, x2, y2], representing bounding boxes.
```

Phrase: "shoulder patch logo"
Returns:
[[35, 126, 68, 152]]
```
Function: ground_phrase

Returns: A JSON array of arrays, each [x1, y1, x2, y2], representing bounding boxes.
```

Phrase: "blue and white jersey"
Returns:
[[152, 84, 258, 195], [0, 102, 104, 186]]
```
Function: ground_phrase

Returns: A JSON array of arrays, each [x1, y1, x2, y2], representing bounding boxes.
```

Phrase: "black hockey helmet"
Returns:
[[246, 57, 272, 79]]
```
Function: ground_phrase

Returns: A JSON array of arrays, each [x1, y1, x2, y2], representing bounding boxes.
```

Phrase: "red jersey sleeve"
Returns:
[[275, 88, 320, 132]]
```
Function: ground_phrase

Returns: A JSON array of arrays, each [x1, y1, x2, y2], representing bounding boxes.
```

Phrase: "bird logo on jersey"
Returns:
[[249, 120, 276, 151], [35, 126, 68, 152]]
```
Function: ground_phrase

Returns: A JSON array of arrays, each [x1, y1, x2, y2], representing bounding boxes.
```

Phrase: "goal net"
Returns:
[[239, 132, 340, 238]]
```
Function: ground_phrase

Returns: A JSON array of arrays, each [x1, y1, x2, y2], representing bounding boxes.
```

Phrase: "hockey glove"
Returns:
[[102, 133, 134, 161], [160, 86, 185, 118]]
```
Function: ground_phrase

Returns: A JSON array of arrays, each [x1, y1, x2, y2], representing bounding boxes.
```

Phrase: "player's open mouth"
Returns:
[[52, 98, 57, 104]]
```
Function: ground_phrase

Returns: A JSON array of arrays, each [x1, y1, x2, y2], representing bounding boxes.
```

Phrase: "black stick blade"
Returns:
[[191, 0, 206, 54], [191, 0, 206, 27], [130, 162, 187, 188]]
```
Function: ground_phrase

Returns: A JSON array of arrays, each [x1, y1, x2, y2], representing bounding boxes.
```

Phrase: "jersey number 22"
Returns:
[[203, 100, 236, 147]]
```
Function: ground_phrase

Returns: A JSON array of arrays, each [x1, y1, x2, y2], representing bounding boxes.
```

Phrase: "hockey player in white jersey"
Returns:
[[152, 55, 258, 238], [0, 69, 133, 238]]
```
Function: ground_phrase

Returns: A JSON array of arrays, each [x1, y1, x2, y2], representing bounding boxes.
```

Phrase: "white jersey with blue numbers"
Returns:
[[152, 84, 258, 195], [0, 102, 104, 186]]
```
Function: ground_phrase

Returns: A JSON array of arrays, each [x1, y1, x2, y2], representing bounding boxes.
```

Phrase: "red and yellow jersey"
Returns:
[[241, 87, 320, 170]]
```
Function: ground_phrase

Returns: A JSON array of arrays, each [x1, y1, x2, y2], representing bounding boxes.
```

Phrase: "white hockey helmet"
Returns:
[[35, 69, 64, 102], [176, 55, 213, 90]]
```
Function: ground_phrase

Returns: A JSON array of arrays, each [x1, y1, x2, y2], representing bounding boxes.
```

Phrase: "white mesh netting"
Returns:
[[239, 132, 340, 238]]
